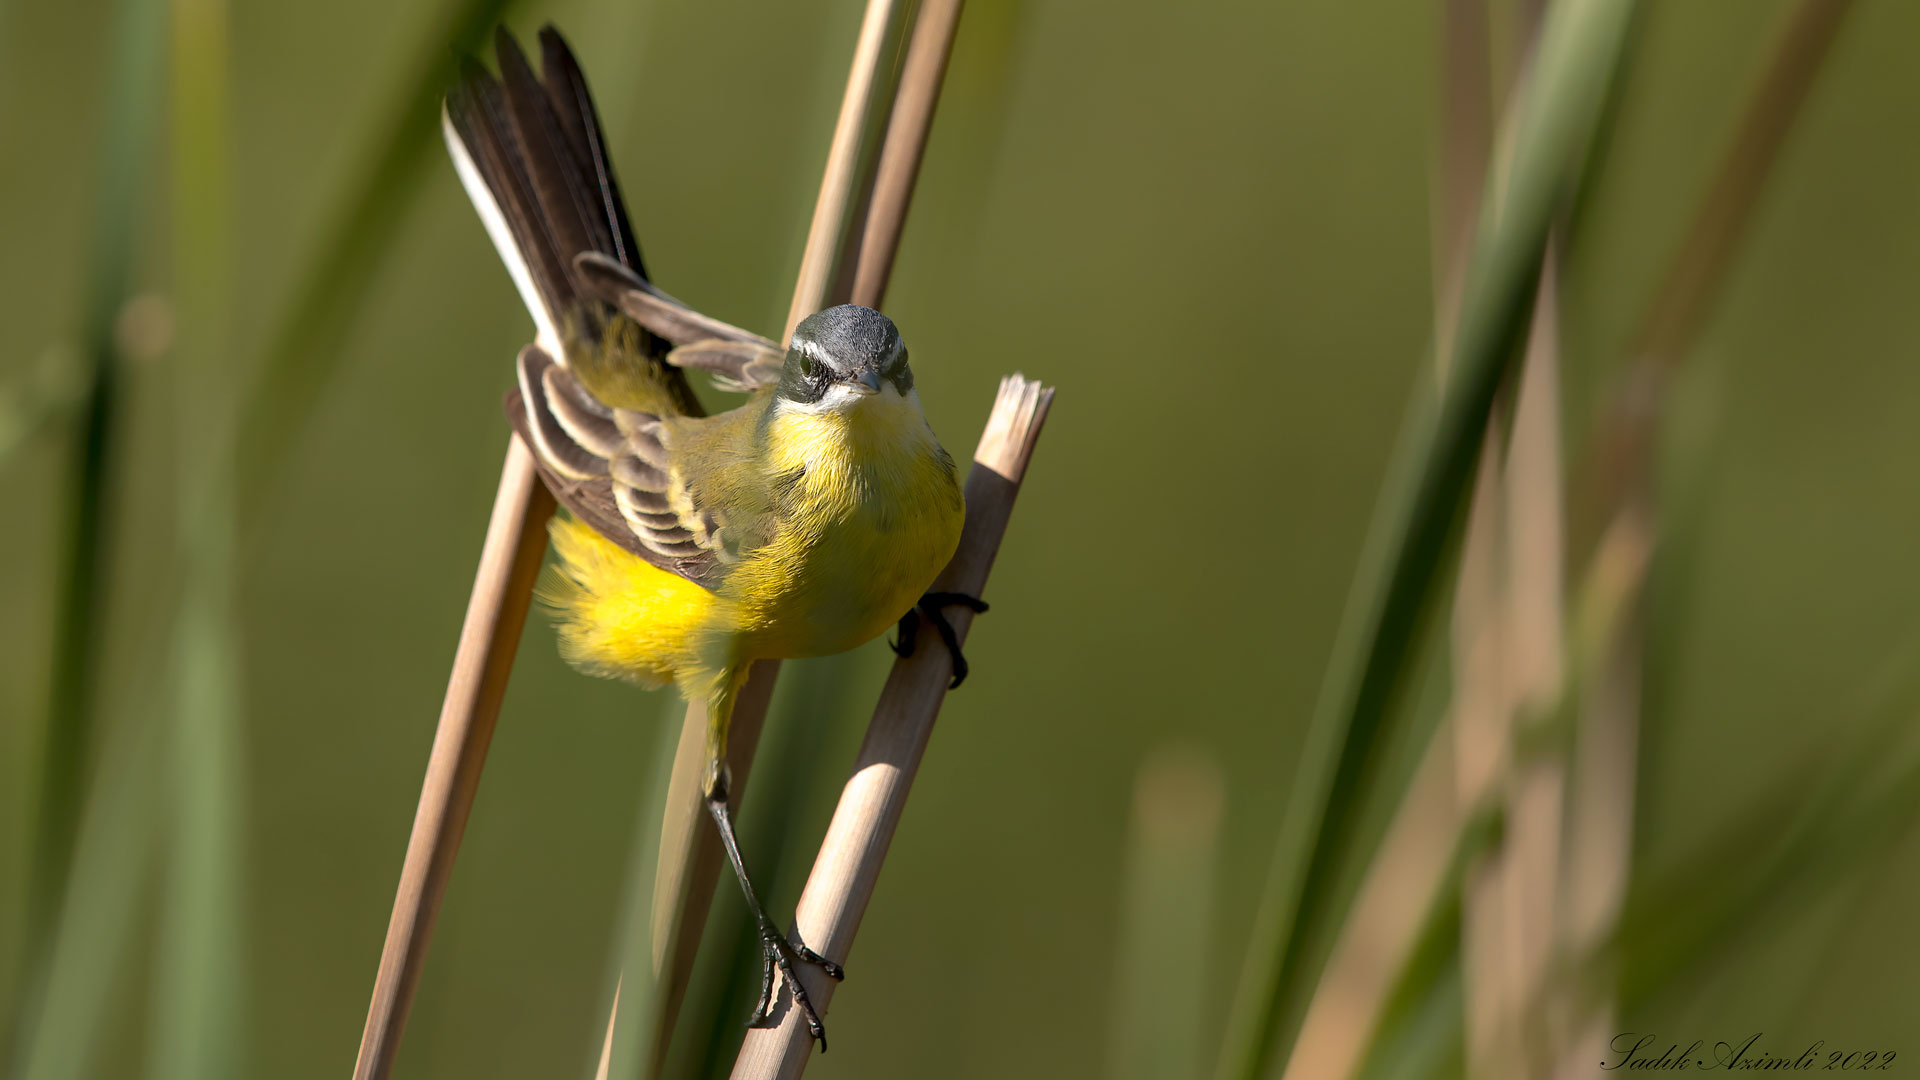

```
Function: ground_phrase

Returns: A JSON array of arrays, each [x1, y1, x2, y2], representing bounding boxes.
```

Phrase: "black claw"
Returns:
[[708, 789, 842, 1050], [751, 942, 777, 1025], [792, 940, 845, 981], [751, 920, 841, 1052], [931, 608, 966, 688], [891, 592, 989, 688], [889, 608, 919, 658]]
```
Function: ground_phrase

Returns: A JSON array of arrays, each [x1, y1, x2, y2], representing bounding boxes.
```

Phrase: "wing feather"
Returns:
[[518, 347, 606, 481], [509, 345, 748, 587], [574, 251, 787, 392], [541, 364, 624, 458]]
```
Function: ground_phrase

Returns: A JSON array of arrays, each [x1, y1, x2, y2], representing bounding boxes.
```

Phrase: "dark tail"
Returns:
[[443, 26, 701, 415]]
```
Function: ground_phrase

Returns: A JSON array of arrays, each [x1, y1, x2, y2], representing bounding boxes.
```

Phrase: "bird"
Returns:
[[440, 25, 983, 1050]]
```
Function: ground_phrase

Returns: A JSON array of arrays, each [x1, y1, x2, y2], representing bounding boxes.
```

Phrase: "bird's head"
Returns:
[[776, 304, 914, 409]]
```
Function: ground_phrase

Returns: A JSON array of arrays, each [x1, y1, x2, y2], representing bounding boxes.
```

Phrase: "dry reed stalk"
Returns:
[[851, 0, 968, 309], [1551, 509, 1650, 1079], [1473, 251, 1565, 1079], [1553, 4, 1853, 1071], [1453, 429, 1515, 1080], [1442, 4, 1564, 1072], [782, 0, 914, 340], [1454, 292, 1564, 1080], [351, 438, 555, 1080], [728, 375, 1053, 1080], [1445, 19, 1523, 1076], [1572, 0, 1853, 559]]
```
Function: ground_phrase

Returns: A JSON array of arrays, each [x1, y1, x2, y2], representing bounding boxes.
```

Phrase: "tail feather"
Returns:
[[443, 25, 697, 415], [490, 30, 605, 286], [536, 26, 644, 277], [444, 62, 566, 351]]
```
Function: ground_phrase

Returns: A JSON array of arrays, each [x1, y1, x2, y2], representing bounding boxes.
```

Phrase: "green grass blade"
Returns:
[[24, 0, 168, 982], [146, 0, 246, 1076], [1215, 4, 1639, 1076], [1351, 801, 1499, 1080], [1355, 956, 1465, 1080], [12, 711, 164, 1080], [1111, 745, 1224, 1080], [149, 586, 246, 1080]]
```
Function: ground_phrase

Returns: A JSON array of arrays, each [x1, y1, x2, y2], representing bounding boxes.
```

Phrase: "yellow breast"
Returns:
[[725, 386, 964, 659]]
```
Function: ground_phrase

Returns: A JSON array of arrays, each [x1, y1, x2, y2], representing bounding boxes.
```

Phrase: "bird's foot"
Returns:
[[889, 592, 989, 688], [751, 918, 844, 1051]]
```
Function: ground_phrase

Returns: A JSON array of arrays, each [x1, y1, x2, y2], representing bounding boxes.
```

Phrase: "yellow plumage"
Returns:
[[538, 381, 963, 761], [540, 514, 719, 689]]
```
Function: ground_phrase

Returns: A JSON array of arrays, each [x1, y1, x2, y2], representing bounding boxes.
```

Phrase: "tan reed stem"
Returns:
[[1569, 0, 1853, 564], [729, 375, 1055, 1080], [783, 0, 914, 340], [1462, 250, 1564, 1080], [351, 437, 555, 1080], [851, 0, 968, 309], [1554, 4, 1853, 1072]]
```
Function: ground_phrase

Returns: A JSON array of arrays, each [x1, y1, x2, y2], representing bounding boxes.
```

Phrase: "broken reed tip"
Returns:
[[976, 374, 1056, 481]]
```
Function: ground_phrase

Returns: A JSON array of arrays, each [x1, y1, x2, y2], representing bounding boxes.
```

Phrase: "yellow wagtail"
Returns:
[[441, 26, 983, 1048]]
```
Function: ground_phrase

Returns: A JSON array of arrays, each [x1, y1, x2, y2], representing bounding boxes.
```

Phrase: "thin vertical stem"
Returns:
[[783, 0, 915, 339], [851, 0, 967, 309], [350, 439, 555, 1080], [150, 0, 245, 1076], [26, 0, 168, 979], [1554, 3, 1854, 1072], [1111, 746, 1225, 1080], [1459, 249, 1564, 1080]]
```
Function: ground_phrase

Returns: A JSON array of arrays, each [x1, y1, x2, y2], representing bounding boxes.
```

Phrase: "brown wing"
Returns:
[[507, 346, 732, 587]]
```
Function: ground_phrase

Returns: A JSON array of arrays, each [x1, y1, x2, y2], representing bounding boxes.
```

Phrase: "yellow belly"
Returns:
[[540, 514, 725, 688]]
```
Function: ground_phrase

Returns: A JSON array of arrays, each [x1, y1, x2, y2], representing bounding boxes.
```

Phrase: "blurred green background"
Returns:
[[4, 0, 1920, 1077]]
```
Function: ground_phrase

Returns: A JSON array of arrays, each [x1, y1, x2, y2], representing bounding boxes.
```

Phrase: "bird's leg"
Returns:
[[889, 592, 990, 688], [704, 770, 843, 1051]]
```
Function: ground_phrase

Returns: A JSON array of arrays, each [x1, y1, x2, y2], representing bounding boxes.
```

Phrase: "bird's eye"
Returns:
[[798, 352, 817, 377]]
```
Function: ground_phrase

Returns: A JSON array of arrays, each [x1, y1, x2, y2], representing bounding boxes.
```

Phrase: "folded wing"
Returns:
[[510, 346, 745, 586]]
